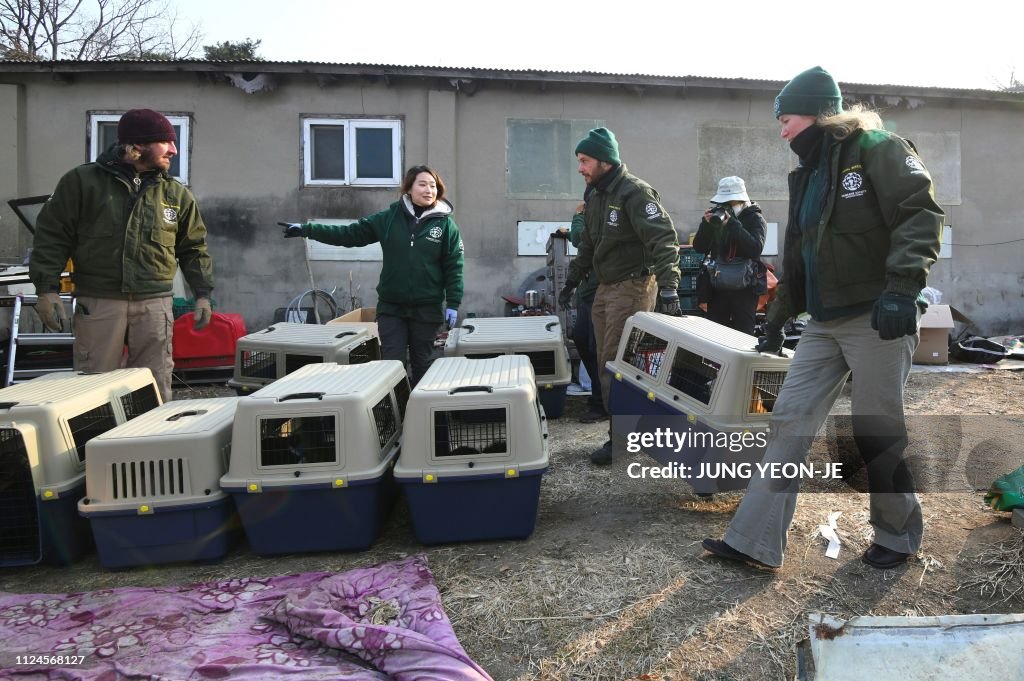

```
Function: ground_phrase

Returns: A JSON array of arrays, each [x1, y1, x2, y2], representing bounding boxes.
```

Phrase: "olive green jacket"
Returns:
[[29, 148, 213, 299], [567, 164, 680, 290], [768, 128, 943, 327]]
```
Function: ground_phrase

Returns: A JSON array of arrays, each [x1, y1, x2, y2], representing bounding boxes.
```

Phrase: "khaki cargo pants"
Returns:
[[73, 296, 174, 402], [591, 275, 658, 411]]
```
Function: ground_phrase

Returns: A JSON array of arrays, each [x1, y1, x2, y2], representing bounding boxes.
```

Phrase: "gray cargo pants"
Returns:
[[724, 311, 923, 567]]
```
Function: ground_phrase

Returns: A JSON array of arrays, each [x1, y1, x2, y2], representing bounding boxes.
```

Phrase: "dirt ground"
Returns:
[[2, 367, 1023, 681]]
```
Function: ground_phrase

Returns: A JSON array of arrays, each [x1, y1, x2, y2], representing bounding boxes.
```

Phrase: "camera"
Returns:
[[707, 203, 731, 223]]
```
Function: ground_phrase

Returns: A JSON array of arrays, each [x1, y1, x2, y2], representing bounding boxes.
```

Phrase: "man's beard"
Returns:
[[139, 146, 170, 171], [585, 164, 608, 186]]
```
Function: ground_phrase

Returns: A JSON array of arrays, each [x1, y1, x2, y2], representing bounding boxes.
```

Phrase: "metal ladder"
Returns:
[[2, 294, 76, 387]]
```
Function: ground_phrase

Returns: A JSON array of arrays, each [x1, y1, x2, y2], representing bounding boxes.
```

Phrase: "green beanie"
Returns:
[[773, 66, 843, 119], [574, 127, 621, 164]]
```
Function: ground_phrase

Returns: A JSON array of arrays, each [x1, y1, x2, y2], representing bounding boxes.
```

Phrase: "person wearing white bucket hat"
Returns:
[[693, 176, 766, 334]]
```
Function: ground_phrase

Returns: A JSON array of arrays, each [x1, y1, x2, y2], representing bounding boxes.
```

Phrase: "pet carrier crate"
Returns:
[[78, 397, 240, 569], [443, 315, 572, 418], [227, 322, 381, 394], [608, 313, 792, 492], [0, 369, 161, 566], [220, 360, 408, 555], [394, 355, 550, 544]]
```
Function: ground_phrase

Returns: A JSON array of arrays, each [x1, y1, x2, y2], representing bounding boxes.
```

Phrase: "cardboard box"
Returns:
[[913, 304, 954, 365], [328, 307, 378, 339]]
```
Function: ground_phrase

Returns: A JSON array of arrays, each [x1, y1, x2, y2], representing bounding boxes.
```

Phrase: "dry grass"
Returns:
[[1, 372, 1022, 680], [956, 528, 1024, 606]]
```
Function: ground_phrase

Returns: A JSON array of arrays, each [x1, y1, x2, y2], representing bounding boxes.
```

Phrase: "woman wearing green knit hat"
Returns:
[[703, 66, 944, 571]]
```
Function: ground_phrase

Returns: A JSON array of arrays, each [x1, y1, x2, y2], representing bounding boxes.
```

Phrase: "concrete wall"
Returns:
[[1, 69, 1021, 334]]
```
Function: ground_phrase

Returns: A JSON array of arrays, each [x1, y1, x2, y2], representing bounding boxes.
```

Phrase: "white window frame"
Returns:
[[89, 113, 191, 185], [302, 117, 402, 187]]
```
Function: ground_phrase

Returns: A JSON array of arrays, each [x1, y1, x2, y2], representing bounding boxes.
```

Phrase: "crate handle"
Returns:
[[334, 331, 357, 338], [278, 391, 325, 402], [545, 321, 559, 332], [0, 402, 18, 410], [166, 409, 208, 421], [460, 323, 475, 333], [262, 326, 277, 333], [448, 385, 492, 395]]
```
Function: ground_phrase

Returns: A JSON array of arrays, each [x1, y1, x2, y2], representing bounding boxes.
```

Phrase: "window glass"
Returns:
[[506, 118, 601, 198], [303, 118, 401, 186], [355, 127, 393, 179], [311, 124, 346, 180]]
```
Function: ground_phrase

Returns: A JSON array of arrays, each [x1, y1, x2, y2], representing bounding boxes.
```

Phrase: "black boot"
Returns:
[[590, 439, 613, 465]]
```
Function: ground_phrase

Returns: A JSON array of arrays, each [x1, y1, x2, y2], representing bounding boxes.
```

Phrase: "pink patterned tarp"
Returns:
[[0, 554, 492, 681]]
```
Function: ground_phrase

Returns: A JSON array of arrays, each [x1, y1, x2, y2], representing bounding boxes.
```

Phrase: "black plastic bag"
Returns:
[[950, 336, 1008, 364]]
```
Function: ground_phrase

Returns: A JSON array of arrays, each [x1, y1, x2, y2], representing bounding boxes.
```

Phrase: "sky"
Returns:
[[170, 0, 1021, 91]]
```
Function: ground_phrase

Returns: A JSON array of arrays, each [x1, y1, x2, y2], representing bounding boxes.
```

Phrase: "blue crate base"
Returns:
[[608, 376, 680, 417], [38, 480, 93, 566], [538, 384, 567, 419], [399, 470, 545, 544], [609, 376, 767, 494], [86, 498, 236, 569], [228, 475, 396, 556]]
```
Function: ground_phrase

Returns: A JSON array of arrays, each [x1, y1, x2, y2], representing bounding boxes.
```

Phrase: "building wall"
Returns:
[[1, 70, 1021, 333]]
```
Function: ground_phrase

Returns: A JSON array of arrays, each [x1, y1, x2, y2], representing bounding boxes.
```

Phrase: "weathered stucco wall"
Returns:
[[1, 69, 1021, 333]]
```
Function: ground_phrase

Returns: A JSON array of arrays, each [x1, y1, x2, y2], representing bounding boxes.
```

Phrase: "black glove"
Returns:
[[656, 287, 681, 316], [279, 221, 304, 238], [558, 281, 577, 309], [756, 321, 785, 354], [871, 291, 918, 340]]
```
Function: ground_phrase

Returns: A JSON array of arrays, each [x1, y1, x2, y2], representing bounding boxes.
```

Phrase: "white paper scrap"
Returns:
[[818, 511, 843, 559]]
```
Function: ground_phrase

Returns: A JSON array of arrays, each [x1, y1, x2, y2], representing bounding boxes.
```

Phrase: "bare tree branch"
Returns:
[[0, 0, 204, 60]]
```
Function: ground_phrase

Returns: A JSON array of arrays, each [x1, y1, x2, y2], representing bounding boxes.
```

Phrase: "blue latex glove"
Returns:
[[871, 291, 918, 340], [445, 308, 458, 329], [279, 221, 304, 238]]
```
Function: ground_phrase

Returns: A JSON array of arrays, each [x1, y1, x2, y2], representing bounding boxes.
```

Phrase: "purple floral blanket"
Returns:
[[0, 554, 492, 681]]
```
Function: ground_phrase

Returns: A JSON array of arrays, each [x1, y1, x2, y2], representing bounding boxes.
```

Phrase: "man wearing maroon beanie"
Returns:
[[30, 109, 215, 402]]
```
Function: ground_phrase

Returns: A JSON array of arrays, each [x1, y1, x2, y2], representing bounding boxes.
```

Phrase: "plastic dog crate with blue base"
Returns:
[[227, 322, 381, 394], [0, 369, 162, 566], [608, 313, 792, 490], [443, 315, 571, 418], [77, 397, 240, 569], [220, 361, 408, 555], [394, 355, 549, 544]]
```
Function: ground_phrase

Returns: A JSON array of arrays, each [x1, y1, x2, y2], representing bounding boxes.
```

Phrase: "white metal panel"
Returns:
[[517, 221, 575, 256], [806, 613, 1024, 681], [304, 218, 384, 261]]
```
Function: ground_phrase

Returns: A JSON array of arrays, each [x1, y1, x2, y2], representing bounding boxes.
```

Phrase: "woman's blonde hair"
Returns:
[[818, 103, 883, 140]]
